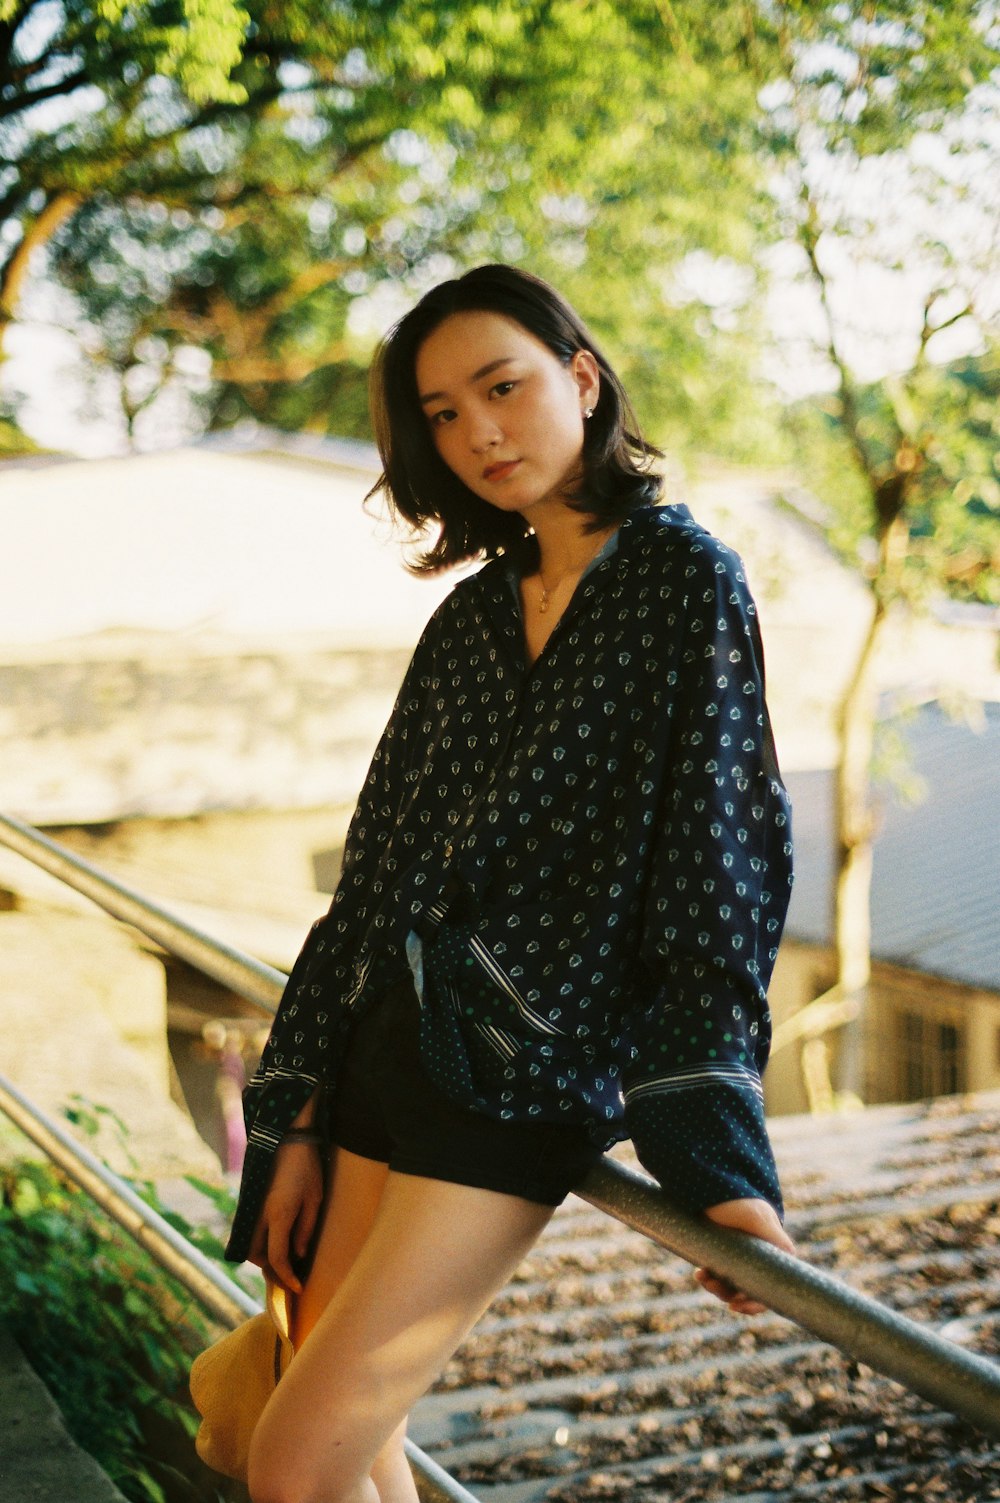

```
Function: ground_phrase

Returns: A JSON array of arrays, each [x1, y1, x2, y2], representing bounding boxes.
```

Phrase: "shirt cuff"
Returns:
[[624, 1077, 784, 1220]]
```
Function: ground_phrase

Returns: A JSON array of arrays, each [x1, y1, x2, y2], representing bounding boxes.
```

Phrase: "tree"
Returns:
[[0, 0, 255, 355], [3, 2, 792, 454], [753, 1, 1000, 1107]]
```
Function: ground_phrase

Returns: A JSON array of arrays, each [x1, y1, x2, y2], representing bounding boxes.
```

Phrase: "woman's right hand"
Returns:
[[247, 1143, 325, 1294]]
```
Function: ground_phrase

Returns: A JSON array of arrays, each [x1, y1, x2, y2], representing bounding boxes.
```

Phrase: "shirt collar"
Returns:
[[473, 503, 695, 667], [502, 524, 620, 605]]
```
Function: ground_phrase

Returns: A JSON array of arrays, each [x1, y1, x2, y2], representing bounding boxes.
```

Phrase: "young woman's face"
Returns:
[[414, 311, 599, 522]]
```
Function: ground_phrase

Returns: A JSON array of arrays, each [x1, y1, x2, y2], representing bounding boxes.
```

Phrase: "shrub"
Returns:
[[0, 1107, 247, 1503]]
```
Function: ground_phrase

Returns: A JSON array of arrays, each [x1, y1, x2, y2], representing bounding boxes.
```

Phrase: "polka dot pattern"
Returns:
[[225, 504, 794, 1261]]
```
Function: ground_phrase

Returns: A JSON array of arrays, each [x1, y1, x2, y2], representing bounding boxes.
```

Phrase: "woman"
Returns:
[[227, 264, 796, 1503]]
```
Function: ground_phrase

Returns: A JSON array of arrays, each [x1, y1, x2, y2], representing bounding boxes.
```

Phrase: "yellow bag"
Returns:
[[190, 1278, 294, 1482]]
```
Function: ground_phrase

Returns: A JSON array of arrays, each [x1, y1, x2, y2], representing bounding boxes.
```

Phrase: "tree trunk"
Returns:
[[829, 512, 909, 1099], [0, 192, 82, 362], [831, 595, 882, 1098]]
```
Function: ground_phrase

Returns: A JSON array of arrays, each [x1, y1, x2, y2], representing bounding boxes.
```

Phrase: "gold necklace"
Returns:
[[538, 576, 569, 613], [537, 531, 613, 613]]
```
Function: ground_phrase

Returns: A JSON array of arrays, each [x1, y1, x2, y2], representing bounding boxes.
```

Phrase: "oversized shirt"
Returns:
[[225, 502, 793, 1262]]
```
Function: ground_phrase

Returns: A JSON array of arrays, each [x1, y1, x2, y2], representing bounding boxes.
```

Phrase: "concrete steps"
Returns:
[[410, 1092, 1000, 1503]]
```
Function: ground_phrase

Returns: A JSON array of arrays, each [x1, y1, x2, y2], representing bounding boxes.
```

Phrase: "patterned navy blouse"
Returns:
[[225, 502, 793, 1262]]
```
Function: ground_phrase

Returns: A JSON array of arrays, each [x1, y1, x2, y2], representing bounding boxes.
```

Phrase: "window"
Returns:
[[894, 1008, 966, 1101]]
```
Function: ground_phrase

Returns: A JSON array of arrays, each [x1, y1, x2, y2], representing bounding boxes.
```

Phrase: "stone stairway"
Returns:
[[411, 1091, 1000, 1503]]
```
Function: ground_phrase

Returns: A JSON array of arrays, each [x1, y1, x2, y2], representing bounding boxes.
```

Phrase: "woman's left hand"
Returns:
[[694, 1197, 797, 1316]]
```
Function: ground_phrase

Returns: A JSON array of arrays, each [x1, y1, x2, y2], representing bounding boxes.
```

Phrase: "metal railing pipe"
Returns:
[[0, 1070, 259, 1328], [0, 1072, 479, 1503], [0, 813, 281, 1013], [579, 1158, 1000, 1438]]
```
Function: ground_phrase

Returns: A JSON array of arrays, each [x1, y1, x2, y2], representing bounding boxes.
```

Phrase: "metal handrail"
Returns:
[[0, 814, 282, 1012], [577, 1161, 1000, 1435], [2, 812, 999, 1441]]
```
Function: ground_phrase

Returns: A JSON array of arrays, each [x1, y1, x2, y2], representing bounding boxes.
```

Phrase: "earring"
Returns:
[[584, 406, 594, 419]]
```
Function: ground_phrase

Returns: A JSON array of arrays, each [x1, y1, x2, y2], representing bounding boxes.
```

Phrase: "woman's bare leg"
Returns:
[[293, 1146, 390, 1348], [289, 1147, 416, 1503], [247, 1173, 555, 1503]]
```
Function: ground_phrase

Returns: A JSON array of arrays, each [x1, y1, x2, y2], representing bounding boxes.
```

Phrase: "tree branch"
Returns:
[[915, 288, 973, 370], [796, 199, 878, 492], [256, 259, 349, 324], [148, 307, 218, 344], [0, 0, 45, 77], [2, 30, 85, 89], [212, 346, 350, 384], [0, 64, 91, 120], [651, 0, 695, 65], [0, 189, 82, 340]]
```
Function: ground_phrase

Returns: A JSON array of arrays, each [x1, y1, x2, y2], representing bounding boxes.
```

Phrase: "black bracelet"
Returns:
[[279, 1128, 322, 1147]]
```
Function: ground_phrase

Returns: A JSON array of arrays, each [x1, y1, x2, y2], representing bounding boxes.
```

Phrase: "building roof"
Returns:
[[411, 1089, 1000, 1502], [783, 701, 1000, 992], [0, 438, 453, 649]]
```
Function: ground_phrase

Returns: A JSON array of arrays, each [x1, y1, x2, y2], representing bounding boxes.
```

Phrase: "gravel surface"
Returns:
[[411, 1092, 1000, 1502]]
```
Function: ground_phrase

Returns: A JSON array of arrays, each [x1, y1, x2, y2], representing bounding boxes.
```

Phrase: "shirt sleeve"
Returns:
[[622, 541, 793, 1219], [225, 614, 442, 1261], [244, 619, 439, 1113]]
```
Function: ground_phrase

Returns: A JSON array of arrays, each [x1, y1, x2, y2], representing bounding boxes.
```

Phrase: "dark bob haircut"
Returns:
[[366, 264, 663, 573]]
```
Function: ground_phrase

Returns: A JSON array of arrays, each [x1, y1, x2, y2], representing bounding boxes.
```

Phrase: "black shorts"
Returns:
[[328, 974, 603, 1206]]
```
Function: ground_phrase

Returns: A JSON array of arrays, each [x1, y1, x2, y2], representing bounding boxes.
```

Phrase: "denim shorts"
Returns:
[[327, 974, 603, 1206]]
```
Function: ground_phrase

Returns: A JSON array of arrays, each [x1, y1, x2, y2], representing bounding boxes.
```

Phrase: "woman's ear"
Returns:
[[570, 349, 601, 415]]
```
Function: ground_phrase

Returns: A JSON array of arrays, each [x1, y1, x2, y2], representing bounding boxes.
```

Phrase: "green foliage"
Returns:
[[0, 1099, 246, 1503], [750, 0, 998, 161], [4, 1, 792, 457], [782, 347, 1000, 606], [62, 1094, 246, 1273], [93, 0, 252, 105], [0, 417, 42, 455], [905, 351, 1000, 605], [0, 1157, 224, 1502], [778, 398, 876, 567], [0, 0, 250, 113]]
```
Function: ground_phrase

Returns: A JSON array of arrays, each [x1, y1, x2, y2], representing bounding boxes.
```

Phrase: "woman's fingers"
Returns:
[[293, 1190, 322, 1261], [694, 1196, 799, 1315], [247, 1147, 325, 1293], [696, 1271, 776, 1311], [268, 1217, 303, 1293], [695, 1265, 768, 1315]]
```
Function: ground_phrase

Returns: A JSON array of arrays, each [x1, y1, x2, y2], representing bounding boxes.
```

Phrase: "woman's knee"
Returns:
[[245, 1426, 317, 1503], [245, 1439, 301, 1503], [247, 1442, 379, 1503], [246, 1407, 386, 1503]]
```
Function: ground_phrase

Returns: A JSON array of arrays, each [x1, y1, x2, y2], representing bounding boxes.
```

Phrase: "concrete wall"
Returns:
[[0, 908, 218, 1178], [1, 641, 409, 825]]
